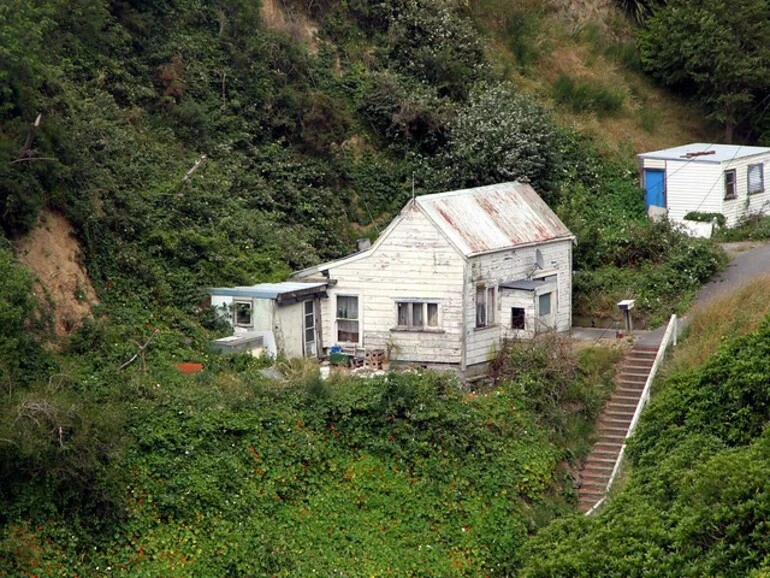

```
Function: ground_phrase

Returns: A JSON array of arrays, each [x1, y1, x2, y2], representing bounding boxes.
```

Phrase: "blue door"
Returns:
[[644, 169, 665, 209]]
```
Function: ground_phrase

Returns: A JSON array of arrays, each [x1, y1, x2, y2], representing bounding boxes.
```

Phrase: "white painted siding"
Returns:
[[725, 155, 770, 226], [665, 161, 723, 222], [210, 295, 272, 332], [664, 153, 770, 227], [322, 206, 465, 364], [464, 240, 572, 367], [642, 158, 666, 170], [275, 302, 304, 358]]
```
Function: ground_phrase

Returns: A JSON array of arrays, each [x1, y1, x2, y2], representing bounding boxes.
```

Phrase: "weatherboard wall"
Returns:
[[463, 239, 572, 368], [642, 149, 770, 228], [319, 205, 466, 365]]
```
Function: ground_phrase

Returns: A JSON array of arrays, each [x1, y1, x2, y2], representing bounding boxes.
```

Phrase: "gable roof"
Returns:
[[416, 182, 573, 256], [638, 143, 770, 164], [293, 181, 573, 278]]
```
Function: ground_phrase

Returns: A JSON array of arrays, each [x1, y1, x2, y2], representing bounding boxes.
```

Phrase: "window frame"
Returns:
[[233, 299, 254, 328], [394, 300, 440, 331], [475, 285, 497, 329], [511, 307, 526, 330], [724, 169, 737, 200], [336, 295, 360, 344], [538, 292, 552, 317], [748, 163, 764, 195]]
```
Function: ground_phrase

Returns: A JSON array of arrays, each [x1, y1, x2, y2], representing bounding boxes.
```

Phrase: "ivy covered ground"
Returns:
[[1, 338, 618, 576]]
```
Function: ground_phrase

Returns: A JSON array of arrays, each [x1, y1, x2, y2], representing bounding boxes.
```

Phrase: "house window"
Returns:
[[476, 286, 496, 328], [748, 163, 764, 194], [511, 307, 525, 330], [539, 293, 552, 317], [234, 300, 253, 327], [336, 295, 359, 343], [396, 301, 439, 329], [724, 169, 737, 200]]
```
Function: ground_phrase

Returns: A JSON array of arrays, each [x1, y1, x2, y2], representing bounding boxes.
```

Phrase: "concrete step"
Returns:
[[603, 404, 635, 414], [617, 371, 650, 381], [592, 441, 624, 452]]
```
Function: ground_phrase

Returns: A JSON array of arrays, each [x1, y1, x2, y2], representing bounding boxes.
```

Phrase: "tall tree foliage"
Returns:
[[638, 0, 770, 142]]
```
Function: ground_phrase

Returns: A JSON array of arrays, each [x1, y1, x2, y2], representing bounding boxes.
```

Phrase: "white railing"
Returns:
[[585, 314, 678, 516]]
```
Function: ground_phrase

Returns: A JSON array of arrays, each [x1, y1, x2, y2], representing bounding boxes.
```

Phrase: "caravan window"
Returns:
[[724, 169, 737, 200], [748, 164, 764, 194]]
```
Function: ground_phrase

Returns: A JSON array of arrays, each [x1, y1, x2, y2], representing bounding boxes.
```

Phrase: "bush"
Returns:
[[683, 211, 726, 227], [439, 82, 564, 201]]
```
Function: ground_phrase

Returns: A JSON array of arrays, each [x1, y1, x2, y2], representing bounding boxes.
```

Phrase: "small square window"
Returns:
[[724, 169, 737, 200], [234, 301, 253, 327], [511, 307, 525, 330]]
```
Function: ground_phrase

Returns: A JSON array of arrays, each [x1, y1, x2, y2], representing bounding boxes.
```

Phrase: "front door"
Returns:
[[644, 168, 665, 209], [304, 300, 318, 357]]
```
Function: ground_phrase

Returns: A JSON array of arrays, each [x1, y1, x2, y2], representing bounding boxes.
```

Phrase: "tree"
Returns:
[[638, 0, 770, 142], [439, 82, 563, 201]]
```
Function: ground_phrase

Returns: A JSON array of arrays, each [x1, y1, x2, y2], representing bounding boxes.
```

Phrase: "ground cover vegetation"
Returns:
[[0, 0, 742, 574], [518, 284, 770, 577]]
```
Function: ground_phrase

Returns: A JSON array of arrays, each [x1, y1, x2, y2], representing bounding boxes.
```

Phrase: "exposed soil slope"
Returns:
[[15, 210, 98, 336]]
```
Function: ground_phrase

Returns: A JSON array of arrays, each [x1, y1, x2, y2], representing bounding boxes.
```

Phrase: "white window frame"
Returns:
[[336, 295, 360, 344], [511, 307, 526, 330], [233, 300, 254, 328], [748, 163, 764, 194], [724, 169, 737, 200], [395, 301, 439, 330], [476, 285, 496, 328]]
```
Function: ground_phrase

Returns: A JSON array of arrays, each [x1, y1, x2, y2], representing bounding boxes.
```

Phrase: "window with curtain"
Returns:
[[748, 163, 764, 194], [336, 295, 359, 342]]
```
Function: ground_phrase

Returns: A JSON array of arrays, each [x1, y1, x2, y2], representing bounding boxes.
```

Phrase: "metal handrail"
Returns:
[[585, 314, 678, 516]]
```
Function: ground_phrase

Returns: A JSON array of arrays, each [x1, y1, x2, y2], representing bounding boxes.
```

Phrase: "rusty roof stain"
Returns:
[[416, 182, 573, 256]]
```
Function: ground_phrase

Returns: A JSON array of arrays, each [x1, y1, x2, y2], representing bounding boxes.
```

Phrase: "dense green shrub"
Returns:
[[440, 82, 564, 201]]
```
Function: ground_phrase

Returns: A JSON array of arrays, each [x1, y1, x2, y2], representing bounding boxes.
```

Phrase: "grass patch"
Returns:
[[553, 74, 625, 114], [667, 275, 770, 375]]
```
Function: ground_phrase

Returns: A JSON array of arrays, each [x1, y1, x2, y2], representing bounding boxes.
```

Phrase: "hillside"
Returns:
[[0, 0, 744, 575]]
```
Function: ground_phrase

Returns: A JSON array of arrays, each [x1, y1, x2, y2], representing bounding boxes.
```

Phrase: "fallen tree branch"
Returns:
[[119, 329, 160, 371], [10, 156, 57, 164]]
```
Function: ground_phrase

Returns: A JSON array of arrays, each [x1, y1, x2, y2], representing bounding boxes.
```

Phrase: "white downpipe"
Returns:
[[585, 314, 678, 516]]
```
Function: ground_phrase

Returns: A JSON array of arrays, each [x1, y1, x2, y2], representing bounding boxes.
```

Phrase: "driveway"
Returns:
[[633, 240, 770, 346], [695, 241, 770, 305]]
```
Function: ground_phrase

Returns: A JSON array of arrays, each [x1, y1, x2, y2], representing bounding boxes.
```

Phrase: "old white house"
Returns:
[[291, 181, 575, 375], [638, 143, 770, 229]]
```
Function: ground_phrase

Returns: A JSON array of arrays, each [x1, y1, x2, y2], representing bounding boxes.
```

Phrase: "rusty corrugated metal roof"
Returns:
[[416, 182, 573, 256]]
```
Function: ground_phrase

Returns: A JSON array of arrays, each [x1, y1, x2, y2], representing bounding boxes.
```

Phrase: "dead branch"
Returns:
[[178, 154, 208, 193], [17, 113, 42, 160], [16, 399, 57, 427], [119, 329, 159, 371], [10, 156, 57, 164]]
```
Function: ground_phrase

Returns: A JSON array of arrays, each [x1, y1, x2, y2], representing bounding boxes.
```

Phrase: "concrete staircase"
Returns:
[[577, 344, 658, 513]]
